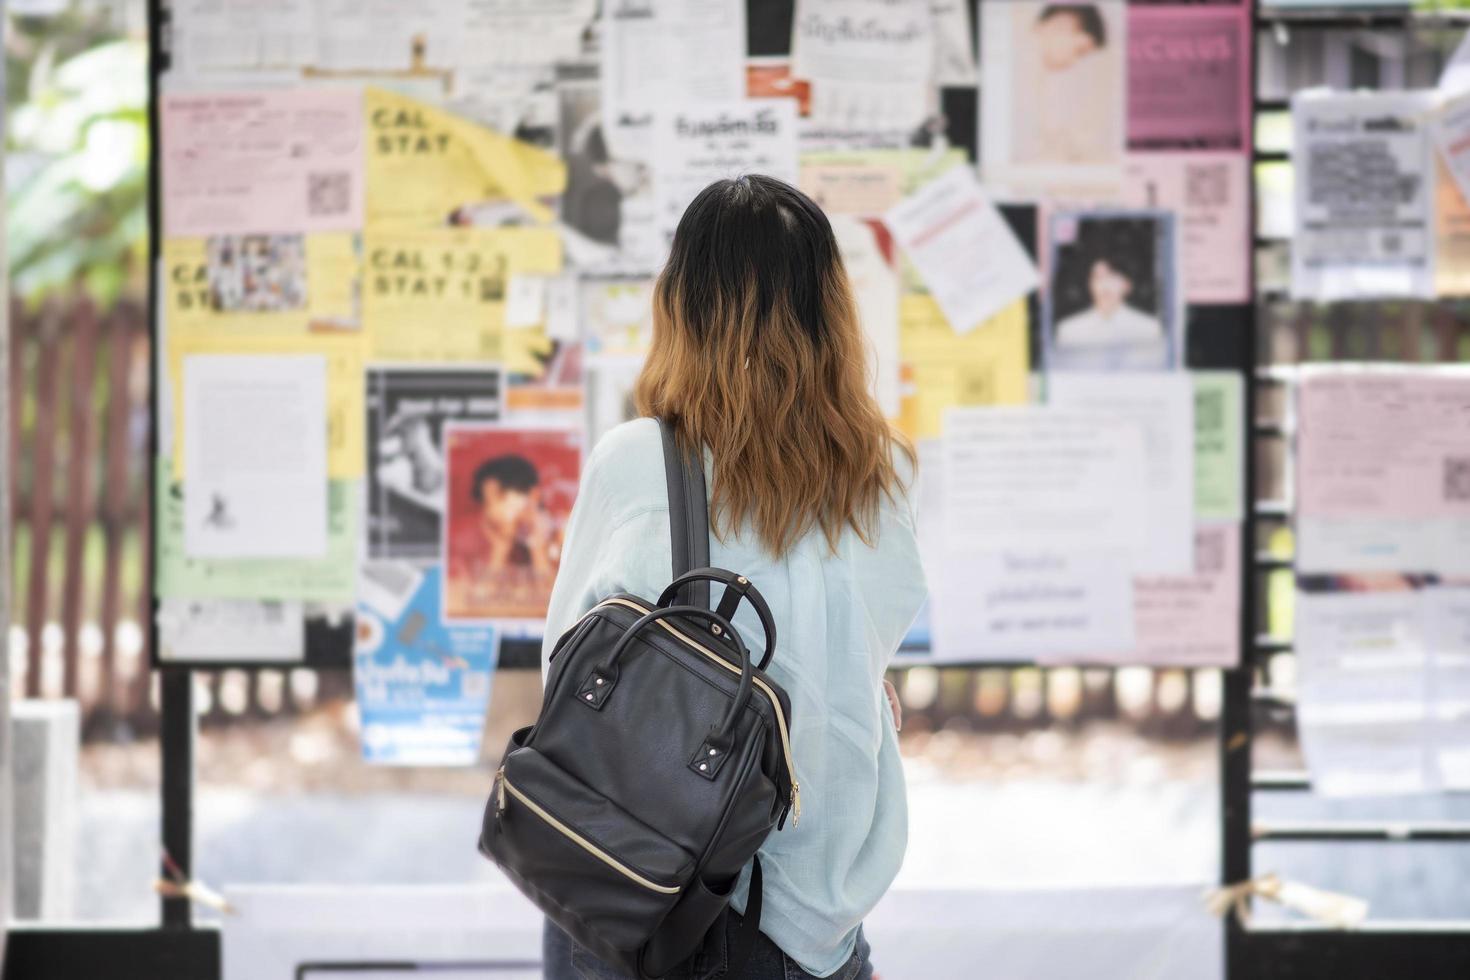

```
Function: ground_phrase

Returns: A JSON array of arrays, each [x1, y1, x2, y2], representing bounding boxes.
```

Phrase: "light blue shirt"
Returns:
[[541, 418, 927, 977]]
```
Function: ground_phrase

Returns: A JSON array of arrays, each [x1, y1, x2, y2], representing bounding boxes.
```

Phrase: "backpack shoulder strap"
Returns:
[[658, 417, 710, 608]]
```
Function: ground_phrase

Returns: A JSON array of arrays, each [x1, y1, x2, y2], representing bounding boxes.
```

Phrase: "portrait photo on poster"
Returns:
[[1043, 209, 1180, 373], [441, 424, 581, 623], [981, 0, 1126, 193]]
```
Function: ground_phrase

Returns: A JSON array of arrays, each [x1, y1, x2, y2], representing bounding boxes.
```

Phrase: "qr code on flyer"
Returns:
[[1194, 530, 1225, 574], [308, 171, 351, 216], [1445, 457, 1470, 501], [1186, 162, 1228, 209]]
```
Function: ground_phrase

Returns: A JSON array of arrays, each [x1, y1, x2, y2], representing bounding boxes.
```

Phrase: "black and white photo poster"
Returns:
[[365, 367, 502, 562], [1292, 90, 1436, 301]]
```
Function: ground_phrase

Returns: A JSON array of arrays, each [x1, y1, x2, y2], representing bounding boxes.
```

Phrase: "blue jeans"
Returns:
[[542, 916, 874, 980]]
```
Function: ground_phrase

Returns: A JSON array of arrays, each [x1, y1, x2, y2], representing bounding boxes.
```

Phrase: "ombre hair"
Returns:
[[634, 174, 914, 556]]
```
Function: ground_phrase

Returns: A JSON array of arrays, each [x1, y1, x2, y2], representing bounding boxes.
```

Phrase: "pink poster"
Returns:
[[162, 88, 365, 237], [1298, 372, 1470, 521], [1127, 4, 1250, 152], [1045, 524, 1241, 667], [1124, 153, 1250, 304]]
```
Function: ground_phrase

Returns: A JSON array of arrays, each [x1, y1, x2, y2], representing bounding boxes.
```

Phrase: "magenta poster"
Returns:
[[1127, 5, 1250, 152]]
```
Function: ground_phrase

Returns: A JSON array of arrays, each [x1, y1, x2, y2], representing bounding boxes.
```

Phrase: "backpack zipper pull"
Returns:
[[494, 766, 508, 815], [791, 779, 801, 828]]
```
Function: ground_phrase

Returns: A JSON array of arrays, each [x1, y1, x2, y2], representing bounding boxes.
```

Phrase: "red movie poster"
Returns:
[[442, 424, 581, 622]]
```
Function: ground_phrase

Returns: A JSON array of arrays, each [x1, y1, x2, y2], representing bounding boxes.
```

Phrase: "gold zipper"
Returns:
[[595, 597, 800, 827], [497, 770, 682, 895]]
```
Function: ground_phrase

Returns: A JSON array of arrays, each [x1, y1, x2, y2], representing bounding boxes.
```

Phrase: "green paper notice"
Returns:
[[156, 457, 358, 602], [1193, 372, 1244, 523]]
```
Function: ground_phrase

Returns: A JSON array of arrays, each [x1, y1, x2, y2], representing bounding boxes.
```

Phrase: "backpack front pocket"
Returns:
[[486, 745, 695, 950]]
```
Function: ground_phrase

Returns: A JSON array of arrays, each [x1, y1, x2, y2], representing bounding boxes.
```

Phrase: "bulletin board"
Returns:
[[146, 0, 1257, 680], [0, 1, 1292, 978]]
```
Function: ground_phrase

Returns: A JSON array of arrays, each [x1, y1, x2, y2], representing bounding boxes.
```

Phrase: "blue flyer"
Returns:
[[353, 563, 498, 765]]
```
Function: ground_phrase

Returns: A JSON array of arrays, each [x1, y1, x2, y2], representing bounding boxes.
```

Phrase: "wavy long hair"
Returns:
[[634, 174, 913, 556]]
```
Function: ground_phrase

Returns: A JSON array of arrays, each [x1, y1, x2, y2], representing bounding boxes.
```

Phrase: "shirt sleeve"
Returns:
[[539, 442, 673, 685]]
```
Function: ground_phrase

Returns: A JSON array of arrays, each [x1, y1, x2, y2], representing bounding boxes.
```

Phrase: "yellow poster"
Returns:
[[897, 294, 1029, 440], [363, 225, 562, 362], [1435, 155, 1470, 297], [167, 331, 366, 479], [162, 233, 361, 336], [364, 87, 566, 226]]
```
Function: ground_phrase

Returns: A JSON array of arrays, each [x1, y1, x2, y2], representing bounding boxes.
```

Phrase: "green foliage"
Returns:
[[7, 33, 148, 308]]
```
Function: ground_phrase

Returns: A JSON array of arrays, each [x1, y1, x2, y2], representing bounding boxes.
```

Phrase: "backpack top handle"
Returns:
[[657, 568, 778, 672], [589, 604, 755, 753]]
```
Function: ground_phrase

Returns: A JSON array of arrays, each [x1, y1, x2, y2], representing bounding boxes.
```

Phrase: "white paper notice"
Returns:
[[1292, 90, 1436, 301], [158, 598, 305, 663], [601, 0, 746, 158], [931, 406, 1147, 661], [183, 354, 328, 559], [791, 0, 936, 132], [831, 214, 901, 416], [1048, 373, 1195, 574], [652, 100, 800, 244], [170, 0, 317, 74], [1296, 585, 1470, 797], [883, 166, 1039, 334]]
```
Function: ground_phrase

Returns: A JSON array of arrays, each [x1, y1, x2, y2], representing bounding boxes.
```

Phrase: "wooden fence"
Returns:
[[9, 297, 153, 735]]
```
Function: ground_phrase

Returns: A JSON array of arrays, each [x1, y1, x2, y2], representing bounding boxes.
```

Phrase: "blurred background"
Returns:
[[5, 1, 1470, 976]]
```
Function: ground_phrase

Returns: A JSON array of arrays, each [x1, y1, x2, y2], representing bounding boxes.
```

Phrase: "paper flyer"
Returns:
[[600, 0, 746, 159], [167, 0, 316, 74], [366, 367, 504, 563], [1434, 149, 1470, 297], [162, 233, 361, 336], [555, 63, 664, 270], [364, 87, 567, 227], [1296, 581, 1470, 796], [167, 329, 365, 480], [830, 215, 901, 417], [1296, 367, 1470, 574], [1193, 371, 1245, 524], [883, 166, 1039, 335], [1123, 154, 1250, 305], [158, 598, 306, 664], [791, 0, 937, 136], [652, 99, 801, 246], [895, 295, 1029, 442], [354, 564, 498, 766], [1126, 4, 1250, 152], [362, 226, 562, 363], [929, 406, 1149, 661], [981, 0, 1126, 196], [1044, 209, 1179, 372], [157, 459, 358, 603], [1048, 373, 1195, 574], [580, 276, 656, 362], [1291, 89, 1436, 301], [181, 354, 328, 559], [1433, 89, 1470, 210], [442, 424, 582, 622], [161, 88, 365, 238], [1041, 523, 1242, 668]]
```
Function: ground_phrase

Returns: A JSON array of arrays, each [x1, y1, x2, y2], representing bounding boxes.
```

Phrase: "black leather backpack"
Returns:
[[478, 418, 798, 978]]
